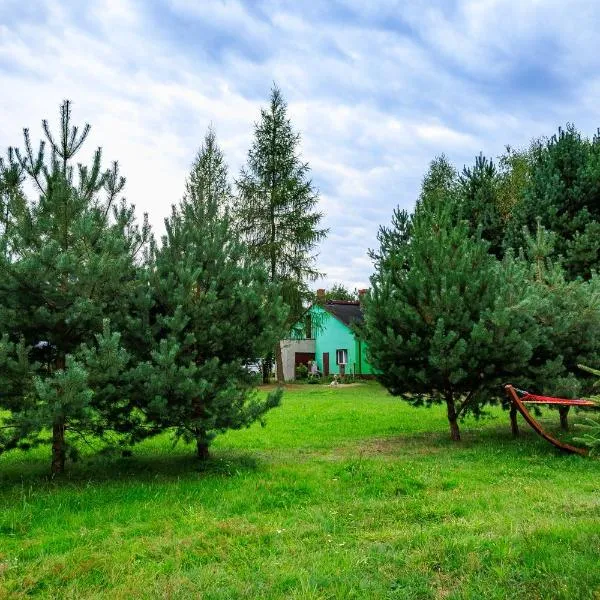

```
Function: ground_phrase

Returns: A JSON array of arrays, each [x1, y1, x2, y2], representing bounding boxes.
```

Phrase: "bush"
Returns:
[[295, 363, 308, 380]]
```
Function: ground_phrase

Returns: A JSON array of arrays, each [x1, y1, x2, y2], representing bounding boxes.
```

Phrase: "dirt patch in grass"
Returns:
[[324, 433, 448, 460], [359, 436, 445, 456], [328, 425, 539, 460]]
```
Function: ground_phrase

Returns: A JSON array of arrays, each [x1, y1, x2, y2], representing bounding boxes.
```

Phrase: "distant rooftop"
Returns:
[[322, 300, 363, 327]]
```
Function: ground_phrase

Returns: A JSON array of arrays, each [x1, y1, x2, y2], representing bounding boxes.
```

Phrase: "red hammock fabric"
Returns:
[[505, 384, 590, 455], [520, 393, 597, 407]]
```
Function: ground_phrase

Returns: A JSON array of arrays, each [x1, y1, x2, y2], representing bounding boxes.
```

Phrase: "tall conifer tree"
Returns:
[[458, 154, 505, 258], [185, 125, 231, 214], [0, 101, 149, 474], [136, 129, 286, 458], [236, 86, 327, 382], [505, 125, 600, 279], [518, 222, 600, 401], [363, 161, 536, 440], [0, 148, 26, 259]]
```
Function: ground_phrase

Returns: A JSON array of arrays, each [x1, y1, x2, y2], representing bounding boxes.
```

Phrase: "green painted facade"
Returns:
[[309, 305, 374, 376]]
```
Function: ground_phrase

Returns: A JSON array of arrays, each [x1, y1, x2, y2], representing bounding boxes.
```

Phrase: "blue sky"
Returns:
[[1, 0, 600, 289]]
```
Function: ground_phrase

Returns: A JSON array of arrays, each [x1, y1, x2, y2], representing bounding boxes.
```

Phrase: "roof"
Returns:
[[321, 300, 364, 328]]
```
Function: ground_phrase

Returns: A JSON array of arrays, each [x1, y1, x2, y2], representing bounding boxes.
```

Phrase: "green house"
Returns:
[[280, 294, 375, 380]]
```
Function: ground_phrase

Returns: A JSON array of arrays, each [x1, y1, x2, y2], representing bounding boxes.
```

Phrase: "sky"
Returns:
[[1, 0, 600, 290]]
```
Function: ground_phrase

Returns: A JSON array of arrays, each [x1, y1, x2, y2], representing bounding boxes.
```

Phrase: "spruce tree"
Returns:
[[422, 153, 521, 261], [235, 86, 327, 382], [185, 125, 231, 214], [0, 101, 149, 474], [136, 132, 286, 459], [458, 154, 505, 258]]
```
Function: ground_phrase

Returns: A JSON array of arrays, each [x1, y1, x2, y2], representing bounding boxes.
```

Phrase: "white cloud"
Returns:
[[1, 0, 600, 288]]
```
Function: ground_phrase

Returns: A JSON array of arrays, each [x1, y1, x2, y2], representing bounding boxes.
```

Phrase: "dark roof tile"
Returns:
[[323, 301, 363, 327]]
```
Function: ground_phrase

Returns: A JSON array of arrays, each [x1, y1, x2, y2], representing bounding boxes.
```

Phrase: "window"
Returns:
[[336, 349, 348, 365]]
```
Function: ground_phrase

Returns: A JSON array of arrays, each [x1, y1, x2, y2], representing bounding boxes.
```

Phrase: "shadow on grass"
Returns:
[[0, 448, 260, 492], [1, 413, 592, 493], [337, 417, 593, 461]]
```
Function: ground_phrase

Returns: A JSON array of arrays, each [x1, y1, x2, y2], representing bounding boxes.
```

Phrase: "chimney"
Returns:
[[317, 288, 325, 301], [358, 289, 368, 302]]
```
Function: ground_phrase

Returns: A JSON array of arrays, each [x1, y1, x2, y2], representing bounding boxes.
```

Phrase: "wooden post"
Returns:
[[504, 384, 588, 455], [510, 404, 519, 437], [558, 405, 570, 431]]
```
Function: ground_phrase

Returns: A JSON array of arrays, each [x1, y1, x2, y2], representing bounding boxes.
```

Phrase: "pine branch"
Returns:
[[15, 131, 46, 195]]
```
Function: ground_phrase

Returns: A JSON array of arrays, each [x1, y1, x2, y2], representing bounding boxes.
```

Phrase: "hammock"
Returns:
[[504, 384, 597, 456], [517, 390, 597, 407]]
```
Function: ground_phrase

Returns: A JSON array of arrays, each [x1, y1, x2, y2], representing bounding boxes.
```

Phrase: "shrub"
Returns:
[[295, 363, 308, 380]]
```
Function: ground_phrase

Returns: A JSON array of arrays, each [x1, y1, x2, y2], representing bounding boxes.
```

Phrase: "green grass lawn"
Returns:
[[1, 382, 599, 599]]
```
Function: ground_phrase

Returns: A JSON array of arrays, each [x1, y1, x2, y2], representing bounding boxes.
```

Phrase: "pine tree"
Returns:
[[367, 206, 411, 274], [135, 134, 286, 459], [0, 148, 27, 259], [518, 222, 600, 401], [235, 85, 327, 383], [0, 101, 150, 474], [368, 156, 456, 273], [506, 125, 600, 279], [363, 163, 535, 440]]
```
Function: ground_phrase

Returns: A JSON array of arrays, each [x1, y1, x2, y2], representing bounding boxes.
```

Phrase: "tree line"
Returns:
[[3, 91, 599, 471], [362, 128, 600, 441], [0, 88, 326, 474]]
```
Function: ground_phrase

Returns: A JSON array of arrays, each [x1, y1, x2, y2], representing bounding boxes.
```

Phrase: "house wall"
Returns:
[[280, 338, 316, 381], [356, 337, 375, 376], [311, 306, 374, 376]]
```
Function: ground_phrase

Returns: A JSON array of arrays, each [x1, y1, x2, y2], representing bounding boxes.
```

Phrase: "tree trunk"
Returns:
[[445, 392, 461, 441], [50, 353, 67, 475], [262, 354, 272, 384], [510, 404, 519, 437], [558, 406, 570, 432], [275, 342, 285, 384], [51, 419, 66, 475], [196, 435, 210, 460]]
